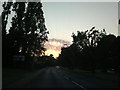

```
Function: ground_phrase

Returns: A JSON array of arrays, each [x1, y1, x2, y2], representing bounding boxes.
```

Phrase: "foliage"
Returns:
[[58, 27, 120, 73], [2, 1, 49, 67]]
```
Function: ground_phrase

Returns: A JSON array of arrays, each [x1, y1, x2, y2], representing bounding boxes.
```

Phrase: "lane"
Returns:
[[23, 67, 80, 88], [4, 66, 119, 89], [58, 68, 120, 88]]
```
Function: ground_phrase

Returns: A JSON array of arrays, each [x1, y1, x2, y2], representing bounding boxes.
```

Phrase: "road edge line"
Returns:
[[72, 81, 87, 90]]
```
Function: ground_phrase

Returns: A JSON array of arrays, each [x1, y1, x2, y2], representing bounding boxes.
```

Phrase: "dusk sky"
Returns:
[[0, 1, 119, 58], [42, 2, 118, 42], [42, 2, 118, 57]]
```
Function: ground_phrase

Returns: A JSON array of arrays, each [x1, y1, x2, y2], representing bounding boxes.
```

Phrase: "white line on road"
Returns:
[[64, 76, 69, 80], [64, 76, 87, 90], [72, 81, 87, 90], [60, 69, 87, 89]]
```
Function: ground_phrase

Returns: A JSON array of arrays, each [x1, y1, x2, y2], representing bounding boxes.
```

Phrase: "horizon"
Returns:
[[0, 2, 118, 58], [42, 2, 118, 58]]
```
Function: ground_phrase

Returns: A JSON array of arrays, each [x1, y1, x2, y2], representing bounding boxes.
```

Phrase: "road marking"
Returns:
[[64, 76, 87, 90], [60, 69, 87, 89], [64, 76, 69, 80], [72, 81, 87, 90]]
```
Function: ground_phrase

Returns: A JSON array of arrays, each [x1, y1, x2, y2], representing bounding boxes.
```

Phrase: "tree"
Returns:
[[97, 34, 118, 72], [2, 1, 49, 67], [59, 27, 120, 73], [2, 2, 13, 37], [2, 2, 13, 66], [58, 27, 107, 72], [71, 27, 106, 71], [21, 2, 49, 56]]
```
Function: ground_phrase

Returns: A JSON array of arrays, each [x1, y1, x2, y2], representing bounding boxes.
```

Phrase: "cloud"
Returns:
[[44, 38, 71, 58], [45, 38, 70, 51]]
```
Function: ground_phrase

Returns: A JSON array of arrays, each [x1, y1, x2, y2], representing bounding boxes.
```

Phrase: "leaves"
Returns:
[[2, 1, 49, 57]]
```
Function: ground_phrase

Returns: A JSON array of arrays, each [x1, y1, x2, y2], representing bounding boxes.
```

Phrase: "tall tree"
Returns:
[[2, 2, 13, 37], [2, 2, 13, 66], [59, 27, 107, 71], [22, 2, 49, 56], [2, 1, 49, 67]]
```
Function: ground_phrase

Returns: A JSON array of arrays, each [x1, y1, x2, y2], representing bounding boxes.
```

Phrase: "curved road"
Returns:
[[4, 67, 119, 89]]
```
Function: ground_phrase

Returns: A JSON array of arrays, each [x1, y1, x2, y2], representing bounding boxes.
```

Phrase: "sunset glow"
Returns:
[[44, 38, 70, 58], [45, 49, 60, 58]]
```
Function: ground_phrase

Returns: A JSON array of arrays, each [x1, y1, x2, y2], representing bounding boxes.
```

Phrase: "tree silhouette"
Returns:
[[2, 1, 49, 67], [97, 34, 119, 72], [2, 2, 13, 37], [2, 2, 13, 67], [71, 27, 106, 72], [58, 27, 120, 73]]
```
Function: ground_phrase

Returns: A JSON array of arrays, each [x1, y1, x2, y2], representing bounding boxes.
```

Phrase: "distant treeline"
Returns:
[[58, 27, 120, 73]]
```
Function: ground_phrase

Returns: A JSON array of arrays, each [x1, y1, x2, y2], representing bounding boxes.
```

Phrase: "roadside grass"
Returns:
[[62, 67, 120, 82], [2, 67, 38, 87]]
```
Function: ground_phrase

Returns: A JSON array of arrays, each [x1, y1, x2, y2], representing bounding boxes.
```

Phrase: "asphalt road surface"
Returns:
[[4, 66, 119, 89]]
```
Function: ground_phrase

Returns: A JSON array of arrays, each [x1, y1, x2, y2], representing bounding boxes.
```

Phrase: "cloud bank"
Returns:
[[44, 38, 71, 58]]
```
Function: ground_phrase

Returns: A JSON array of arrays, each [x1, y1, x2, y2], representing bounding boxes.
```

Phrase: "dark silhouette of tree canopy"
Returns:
[[2, 2, 13, 37], [2, 2, 13, 67], [2, 1, 49, 67], [58, 27, 120, 73], [97, 34, 119, 72]]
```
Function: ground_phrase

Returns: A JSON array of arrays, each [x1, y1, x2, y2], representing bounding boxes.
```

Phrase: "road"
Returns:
[[3, 67, 119, 89]]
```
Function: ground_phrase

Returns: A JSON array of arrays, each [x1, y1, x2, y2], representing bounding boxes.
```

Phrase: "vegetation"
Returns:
[[58, 27, 120, 73], [2, 2, 119, 89], [2, 2, 49, 68], [2, 2, 119, 73]]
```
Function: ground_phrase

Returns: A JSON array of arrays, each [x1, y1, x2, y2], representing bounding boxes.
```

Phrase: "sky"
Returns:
[[42, 2, 118, 58], [44, 38, 70, 58], [42, 2, 118, 43], [0, 1, 119, 58]]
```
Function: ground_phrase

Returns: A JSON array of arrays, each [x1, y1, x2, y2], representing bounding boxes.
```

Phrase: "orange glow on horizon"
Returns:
[[44, 38, 70, 59], [45, 49, 60, 58]]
